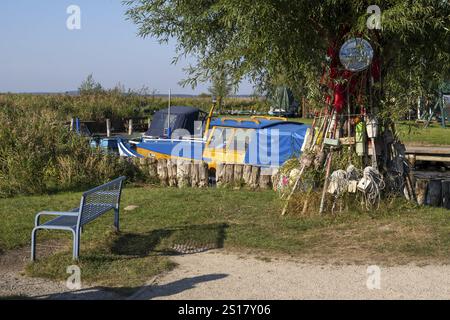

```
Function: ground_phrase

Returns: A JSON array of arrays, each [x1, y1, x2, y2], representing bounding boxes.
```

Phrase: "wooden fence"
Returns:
[[130, 157, 276, 190]]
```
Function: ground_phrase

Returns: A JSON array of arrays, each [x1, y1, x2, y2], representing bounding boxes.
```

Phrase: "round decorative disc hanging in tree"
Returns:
[[339, 38, 374, 72]]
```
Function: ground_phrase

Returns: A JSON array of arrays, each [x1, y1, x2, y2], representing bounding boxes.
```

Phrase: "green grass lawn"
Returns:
[[287, 118, 448, 145], [1, 186, 449, 289], [396, 122, 449, 145]]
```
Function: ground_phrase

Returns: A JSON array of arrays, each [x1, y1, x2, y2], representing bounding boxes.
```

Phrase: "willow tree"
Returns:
[[124, 0, 450, 118]]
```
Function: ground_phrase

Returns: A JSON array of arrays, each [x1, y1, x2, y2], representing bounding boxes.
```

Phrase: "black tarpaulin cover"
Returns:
[[146, 106, 204, 138]]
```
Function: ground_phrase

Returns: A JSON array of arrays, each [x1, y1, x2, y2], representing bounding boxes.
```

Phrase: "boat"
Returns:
[[119, 104, 309, 173]]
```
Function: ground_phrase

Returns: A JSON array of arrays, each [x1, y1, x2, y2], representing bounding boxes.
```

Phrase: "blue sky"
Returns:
[[0, 0, 253, 94]]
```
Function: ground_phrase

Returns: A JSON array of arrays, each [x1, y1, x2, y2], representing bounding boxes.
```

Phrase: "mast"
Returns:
[[204, 97, 217, 138], [167, 89, 171, 137]]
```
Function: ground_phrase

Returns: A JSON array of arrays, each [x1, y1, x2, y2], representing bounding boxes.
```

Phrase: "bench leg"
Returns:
[[114, 208, 120, 232], [72, 230, 80, 261], [31, 228, 38, 261]]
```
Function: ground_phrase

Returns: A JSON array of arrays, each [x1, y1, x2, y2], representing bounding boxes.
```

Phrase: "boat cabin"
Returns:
[[144, 106, 207, 139]]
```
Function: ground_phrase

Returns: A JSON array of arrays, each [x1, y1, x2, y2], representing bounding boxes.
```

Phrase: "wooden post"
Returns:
[[442, 180, 450, 209], [167, 159, 178, 187], [70, 118, 75, 131], [271, 169, 280, 192], [249, 166, 260, 189], [224, 164, 234, 184], [191, 162, 200, 188], [157, 158, 168, 187], [259, 172, 271, 190], [147, 157, 158, 181], [133, 157, 142, 172], [415, 179, 428, 206], [233, 164, 244, 185], [139, 157, 148, 173], [177, 160, 191, 188], [426, 179, 442, 207], [216, 163, 225, 187], [243, 165, 252, 186], [128, 119, 133, 136], [106, 119, 111, 137], [199, 161, 209, 188]]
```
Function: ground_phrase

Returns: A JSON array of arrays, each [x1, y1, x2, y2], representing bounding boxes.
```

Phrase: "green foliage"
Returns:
[[78, 74, 104, 95], [208, 68, 235, 111], [124, 0, 450, 119]]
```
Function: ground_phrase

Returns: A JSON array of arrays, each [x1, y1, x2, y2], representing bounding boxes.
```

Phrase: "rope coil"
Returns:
[[358, 166, 385, 209]]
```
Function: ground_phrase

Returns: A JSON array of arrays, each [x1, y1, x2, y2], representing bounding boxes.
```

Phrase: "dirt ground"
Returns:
[[1, 246, 450, 300]]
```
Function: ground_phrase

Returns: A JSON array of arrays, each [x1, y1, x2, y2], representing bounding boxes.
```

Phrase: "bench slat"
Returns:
[[42, 215, 78, 229]]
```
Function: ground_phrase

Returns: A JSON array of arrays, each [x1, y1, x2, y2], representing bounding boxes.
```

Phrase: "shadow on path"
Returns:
[[40, 273, 228, 300]]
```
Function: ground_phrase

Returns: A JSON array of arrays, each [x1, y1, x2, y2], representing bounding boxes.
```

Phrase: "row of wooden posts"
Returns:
[[130, 157, 275, 189], [106, 118, 150, 137], [414, 177, 450, 209], [70, 118, 150, 137]]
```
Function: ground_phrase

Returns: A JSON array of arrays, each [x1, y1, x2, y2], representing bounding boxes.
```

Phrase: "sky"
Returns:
[[0, 0, 253, 95]]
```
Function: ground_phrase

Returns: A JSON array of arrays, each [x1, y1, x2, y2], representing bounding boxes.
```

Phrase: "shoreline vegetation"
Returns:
[[0, 92, 448, 291]]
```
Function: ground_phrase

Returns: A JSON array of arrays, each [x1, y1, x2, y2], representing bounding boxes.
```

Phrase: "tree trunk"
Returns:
[[426, 179, 442, 207], [415, 179, 428, 206]]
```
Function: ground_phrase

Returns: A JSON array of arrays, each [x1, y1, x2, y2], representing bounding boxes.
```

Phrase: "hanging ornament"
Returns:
[[339, 38, 374, 72], [333, 83, 346, 113], [371, 56, 381, 82]]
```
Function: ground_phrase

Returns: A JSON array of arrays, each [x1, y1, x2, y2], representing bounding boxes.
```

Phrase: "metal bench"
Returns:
[[31, 176, 126, 261]]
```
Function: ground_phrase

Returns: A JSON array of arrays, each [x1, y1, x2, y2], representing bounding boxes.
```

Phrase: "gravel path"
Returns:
[[2, 247, 450, 299], [131, 251, 450, 300], [0, 243, 120, 300]]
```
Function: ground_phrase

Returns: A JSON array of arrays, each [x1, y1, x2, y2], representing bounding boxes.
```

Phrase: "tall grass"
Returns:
[[0, 100, 136, 197], [0, 93, 269, 122]]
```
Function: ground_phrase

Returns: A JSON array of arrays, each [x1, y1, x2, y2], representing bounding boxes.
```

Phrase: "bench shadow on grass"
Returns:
[[111, 223, 229, 257]]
